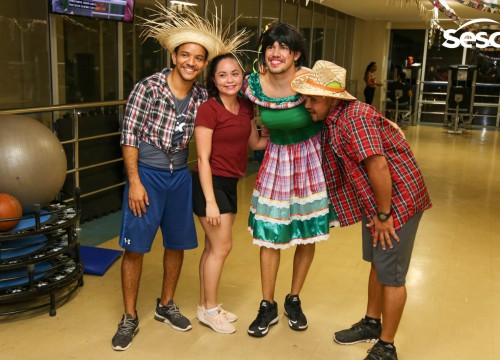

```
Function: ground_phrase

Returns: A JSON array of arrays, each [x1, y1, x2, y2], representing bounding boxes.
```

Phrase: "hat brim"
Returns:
[[291, 72, 356, 101], [156, 28, 222, 61]]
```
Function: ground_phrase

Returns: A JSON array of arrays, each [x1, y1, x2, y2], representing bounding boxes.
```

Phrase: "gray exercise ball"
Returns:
[[0, 115, 67, 213]]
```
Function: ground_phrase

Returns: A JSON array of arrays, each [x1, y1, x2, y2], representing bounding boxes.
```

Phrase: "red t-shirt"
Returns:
[[194, 97, 255, 178]]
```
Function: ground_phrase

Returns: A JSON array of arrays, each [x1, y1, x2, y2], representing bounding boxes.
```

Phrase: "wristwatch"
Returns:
[[377, 210, 392, 222]]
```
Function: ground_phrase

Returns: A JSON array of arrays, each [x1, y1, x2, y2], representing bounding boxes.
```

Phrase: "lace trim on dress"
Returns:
[[251, 208, 331, 225], [250, 189, 329, 208], [251, 233, 330, 249], [244, 72, 304, 109]]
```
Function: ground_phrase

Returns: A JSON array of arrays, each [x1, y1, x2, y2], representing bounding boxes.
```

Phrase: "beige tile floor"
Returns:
[[1, 125, 499, 359]]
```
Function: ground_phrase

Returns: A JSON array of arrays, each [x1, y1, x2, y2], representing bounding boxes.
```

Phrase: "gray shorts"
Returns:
[[362, 212, 423, 286]]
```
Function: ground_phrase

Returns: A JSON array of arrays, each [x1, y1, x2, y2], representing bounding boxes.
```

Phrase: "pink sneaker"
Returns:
[[197, 304, 237, 323], [218, 304, 237, 323], [197, 306, 235, 334]]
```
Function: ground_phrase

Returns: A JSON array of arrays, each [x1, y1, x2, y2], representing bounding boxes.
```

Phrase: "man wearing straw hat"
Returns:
[[113, 5, 249, 351], [291, 60, 432, 360]]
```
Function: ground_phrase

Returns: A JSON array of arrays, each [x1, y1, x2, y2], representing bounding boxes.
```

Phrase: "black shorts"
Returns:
[[192, 171, 239, 217]]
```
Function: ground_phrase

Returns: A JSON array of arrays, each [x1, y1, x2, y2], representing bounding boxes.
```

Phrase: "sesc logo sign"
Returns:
[[443, 19, 500, 49]]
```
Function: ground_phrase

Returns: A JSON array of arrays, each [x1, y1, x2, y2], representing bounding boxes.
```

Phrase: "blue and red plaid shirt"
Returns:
[[322, 100, 431, 231], [120, 68, 208, 152]]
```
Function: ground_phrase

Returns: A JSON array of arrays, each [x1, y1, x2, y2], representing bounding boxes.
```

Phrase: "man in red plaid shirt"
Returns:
[[292, 61, 431, 360]]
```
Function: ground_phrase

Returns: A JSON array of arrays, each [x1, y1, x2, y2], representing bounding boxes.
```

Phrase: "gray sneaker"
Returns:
[[154, 298, 192, 331], [112, 313, 139, 351], [334, 318, 381, 345]]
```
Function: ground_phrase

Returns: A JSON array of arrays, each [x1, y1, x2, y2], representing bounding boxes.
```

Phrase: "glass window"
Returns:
[[465, 49, 499, 126], [311, 3, 325, 65], [335, 12, 346, 67], [298, 0, 312, 67], [262, 0, 280, 27], [466, 48, 500, 85], [237, 0, 261, 74], [344, 16, 355, 79], [123, 2, 168, 97], [102, 22, 119, 101], [282, 0, 298, 27], [388, 30, 425, 80], [425, 43, 462, 82], [207, 0, 235, 33], [54, 16, 118, 104], [0, 1, 50, 109], [324, 8, 336, 62], [170, 0, 203, 16]]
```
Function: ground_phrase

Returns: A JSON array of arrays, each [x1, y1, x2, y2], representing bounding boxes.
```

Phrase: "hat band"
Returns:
[[305, 78, 345, 93]]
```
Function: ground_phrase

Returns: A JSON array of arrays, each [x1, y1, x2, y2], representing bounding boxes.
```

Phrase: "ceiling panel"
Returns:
[[314, 0, 500, 23]]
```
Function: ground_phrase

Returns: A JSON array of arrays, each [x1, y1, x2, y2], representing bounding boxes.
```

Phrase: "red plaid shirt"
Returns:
[[322, 100, 431, 230]]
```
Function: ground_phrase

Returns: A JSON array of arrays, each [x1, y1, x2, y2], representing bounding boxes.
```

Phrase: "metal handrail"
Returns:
[[0, 100, 127, 116], [60, 131, 122, 145]]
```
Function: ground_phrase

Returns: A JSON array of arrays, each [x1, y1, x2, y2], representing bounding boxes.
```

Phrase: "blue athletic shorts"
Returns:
[[362, 212, 423, 286], [119, 164, 198, 253]]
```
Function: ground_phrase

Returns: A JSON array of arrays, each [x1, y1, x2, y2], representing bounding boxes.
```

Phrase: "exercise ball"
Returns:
[[0, 115, 67, 213], [0, 193, 23, 232]]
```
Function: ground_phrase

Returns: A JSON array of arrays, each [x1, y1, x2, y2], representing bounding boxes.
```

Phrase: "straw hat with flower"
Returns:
[[139, 2, 251, 62], [291, 60, 356, 101]]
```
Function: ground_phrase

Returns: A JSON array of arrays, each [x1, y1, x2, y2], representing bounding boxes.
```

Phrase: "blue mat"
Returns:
[[10, 211, 51, 231], [0, 261, 52, 289], [0, 234, 48, 260], [79, 246, 123, 276]]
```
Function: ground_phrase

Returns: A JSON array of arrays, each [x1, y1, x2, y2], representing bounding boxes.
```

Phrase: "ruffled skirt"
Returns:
[[248, 133, 338, 249]]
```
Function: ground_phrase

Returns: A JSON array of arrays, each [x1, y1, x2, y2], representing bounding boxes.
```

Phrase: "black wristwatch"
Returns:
[[377, 210, 392, 222]]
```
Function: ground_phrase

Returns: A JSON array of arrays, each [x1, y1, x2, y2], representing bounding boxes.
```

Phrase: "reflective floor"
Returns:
[[1, 125, 499, 359]]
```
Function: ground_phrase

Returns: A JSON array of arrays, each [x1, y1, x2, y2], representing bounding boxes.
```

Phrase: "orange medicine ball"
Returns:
[[0, 193, 23, 232]]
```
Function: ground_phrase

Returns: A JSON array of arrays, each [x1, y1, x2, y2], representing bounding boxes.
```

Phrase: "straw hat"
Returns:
[[140, 3, 251, 61], [291, 60, 356, 101]]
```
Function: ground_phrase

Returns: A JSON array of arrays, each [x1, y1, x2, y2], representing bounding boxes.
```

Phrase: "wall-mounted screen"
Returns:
[[49, 0, 135, 22]]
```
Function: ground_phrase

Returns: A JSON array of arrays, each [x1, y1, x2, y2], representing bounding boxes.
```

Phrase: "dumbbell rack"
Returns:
[[0, 195, 84, 317]]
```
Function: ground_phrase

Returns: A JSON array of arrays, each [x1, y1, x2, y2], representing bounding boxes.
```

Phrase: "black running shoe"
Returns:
[[365, 341, 398, 360], [334, 318, 382, 345], [154, 298, 192, 331], [247, 300, 279, 337], [112, 313, 139, 351], [284, 294, 308, 331]]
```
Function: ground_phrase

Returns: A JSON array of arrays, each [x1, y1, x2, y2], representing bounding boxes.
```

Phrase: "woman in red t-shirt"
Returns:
[[192, 54, 268, 334], [363, 61, 383, 105]]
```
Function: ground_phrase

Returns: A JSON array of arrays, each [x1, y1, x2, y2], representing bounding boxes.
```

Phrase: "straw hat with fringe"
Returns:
[[291, 60, 356, 101], [140, 2, 251, 61]]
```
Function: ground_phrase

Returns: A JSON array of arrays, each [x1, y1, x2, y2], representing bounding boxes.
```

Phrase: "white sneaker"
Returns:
[[197, 306, 235, 334]]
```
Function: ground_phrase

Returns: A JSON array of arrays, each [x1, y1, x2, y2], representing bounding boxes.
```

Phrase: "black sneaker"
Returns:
[[334, 318, 382, 345], [154, 298, 192, 331], [247, 300, 279, 337], [365, 341, 398, 360], [284, 294, 308, 331], [111, 313, 139, 351]]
